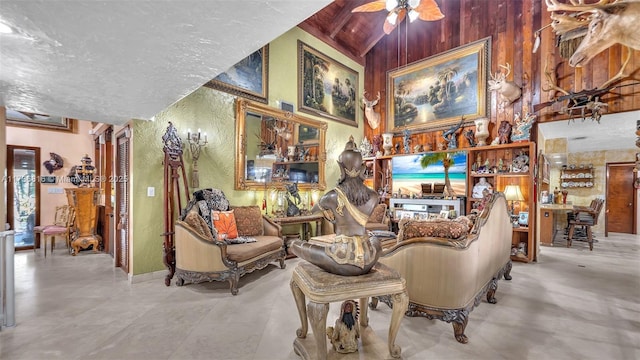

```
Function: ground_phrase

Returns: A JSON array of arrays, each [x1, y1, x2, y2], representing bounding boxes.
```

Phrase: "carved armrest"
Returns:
[[262, 216, 283, 237]]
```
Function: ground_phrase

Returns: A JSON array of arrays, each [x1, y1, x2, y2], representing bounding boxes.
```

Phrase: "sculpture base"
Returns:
[[293, 326, 396, 360], [71, 235, 100, 256]]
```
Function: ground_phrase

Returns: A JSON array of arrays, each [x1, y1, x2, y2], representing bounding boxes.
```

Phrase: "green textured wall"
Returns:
[[130, 27, 365, 275]]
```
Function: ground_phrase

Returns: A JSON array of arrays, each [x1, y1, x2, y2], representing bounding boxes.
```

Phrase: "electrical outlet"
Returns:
[[47, 187, 64, 194], [147, 187, 155, 197]]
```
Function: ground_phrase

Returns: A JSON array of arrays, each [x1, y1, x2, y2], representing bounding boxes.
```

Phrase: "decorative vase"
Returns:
[[474, 118, 490, 146], [382, 133, 393, 156]]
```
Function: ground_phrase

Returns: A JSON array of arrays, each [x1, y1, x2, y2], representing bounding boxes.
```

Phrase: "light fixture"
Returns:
[[352, 0, 444, 35], [503, 185, 525, 215], [186, 128, 208, 188]]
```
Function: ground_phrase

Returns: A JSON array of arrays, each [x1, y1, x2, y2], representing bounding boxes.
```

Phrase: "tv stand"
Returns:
[[390, 198, 465, 220]]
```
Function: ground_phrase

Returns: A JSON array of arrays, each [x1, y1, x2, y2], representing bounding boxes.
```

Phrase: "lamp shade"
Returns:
[[503, 185, 524, 202]]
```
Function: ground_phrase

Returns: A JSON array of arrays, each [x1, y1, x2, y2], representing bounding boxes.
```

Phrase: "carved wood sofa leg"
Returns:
[[452, 316, 469, 344], [486, 278, 498, 304], [229, 272, 240, 296], [503, 260, 513, 280]]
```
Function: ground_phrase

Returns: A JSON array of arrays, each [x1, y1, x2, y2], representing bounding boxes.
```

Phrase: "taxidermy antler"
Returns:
[[362, 91, 381, 129], [545, 0, 640, 88], [488, 63, 522, 111]]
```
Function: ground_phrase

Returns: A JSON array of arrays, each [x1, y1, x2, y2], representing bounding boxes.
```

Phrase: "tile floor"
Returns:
[[1, 232, 639, 360]]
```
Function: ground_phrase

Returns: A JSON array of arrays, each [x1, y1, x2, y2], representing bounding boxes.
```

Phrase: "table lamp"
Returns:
[[503, 184, 524, 215]]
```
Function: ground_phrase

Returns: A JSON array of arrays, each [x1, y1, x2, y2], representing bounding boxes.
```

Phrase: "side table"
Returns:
[[270, 213, 324, 241], [290, 262, 408, 360]]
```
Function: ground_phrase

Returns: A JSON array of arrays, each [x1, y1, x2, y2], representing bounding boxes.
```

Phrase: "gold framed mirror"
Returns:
[[235, 98, 327, 190]]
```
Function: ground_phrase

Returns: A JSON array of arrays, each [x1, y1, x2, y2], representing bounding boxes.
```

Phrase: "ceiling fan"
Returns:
[[352, 0, 445, 34]]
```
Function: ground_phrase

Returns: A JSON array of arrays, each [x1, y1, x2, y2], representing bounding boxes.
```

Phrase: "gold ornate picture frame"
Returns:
[[6, 109, 75, 132], [298, 41, 358, 127], [387, 37, 490, 132], [205, 45, 269, 103]]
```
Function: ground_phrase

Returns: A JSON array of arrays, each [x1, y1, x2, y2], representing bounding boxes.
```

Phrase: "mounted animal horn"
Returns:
[[488, 63, 521, 112]]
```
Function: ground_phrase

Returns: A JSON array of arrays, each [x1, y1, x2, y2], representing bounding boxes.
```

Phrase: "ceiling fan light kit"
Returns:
[[353, 0, 445, 34]]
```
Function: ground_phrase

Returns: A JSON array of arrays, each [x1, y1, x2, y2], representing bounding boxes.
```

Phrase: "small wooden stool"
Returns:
[[290, 262, 408, 360]]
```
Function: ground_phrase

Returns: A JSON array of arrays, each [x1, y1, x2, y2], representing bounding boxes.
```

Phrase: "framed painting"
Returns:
[[298, 41, 358, 127], [539, 152, 550, 184], [6, 109, 75, 132], [387, 37, 490, 133], [205, 45, 268, 103]]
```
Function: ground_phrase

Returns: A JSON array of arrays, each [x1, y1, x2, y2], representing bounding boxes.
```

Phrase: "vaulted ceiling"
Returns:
[[300, 0, 394, 65]]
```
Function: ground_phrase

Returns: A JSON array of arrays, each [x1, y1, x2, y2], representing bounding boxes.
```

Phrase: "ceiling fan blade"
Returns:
[[415, 0, 445, 21], [352, 0, 388, 13], [383, 9, 406, 34]]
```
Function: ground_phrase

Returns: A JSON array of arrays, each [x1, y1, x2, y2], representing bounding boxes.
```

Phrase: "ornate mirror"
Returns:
[[235, 98, 327, 190]]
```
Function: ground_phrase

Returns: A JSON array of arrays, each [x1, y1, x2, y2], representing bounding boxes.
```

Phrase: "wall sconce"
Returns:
[[186, 128, 207, 188]]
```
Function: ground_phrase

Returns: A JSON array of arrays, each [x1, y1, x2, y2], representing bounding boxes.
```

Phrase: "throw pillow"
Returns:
[[232, 206, 264, 237], [397, 218, 469, 241], [183, 209, 214, 241], [212, 210, 238, 240], [368, 204, 387, 223]]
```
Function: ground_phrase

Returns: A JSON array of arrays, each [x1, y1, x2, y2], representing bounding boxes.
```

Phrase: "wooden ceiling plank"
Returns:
[[329, 4, 356, 39], [360, 31, 386, 58]]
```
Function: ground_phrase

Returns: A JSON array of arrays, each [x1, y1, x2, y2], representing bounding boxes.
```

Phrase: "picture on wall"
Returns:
[[387, 37, 490, 132], [6, 109, 75, 132], [205, 45, 268, 103], [298, 41, 358, 127]]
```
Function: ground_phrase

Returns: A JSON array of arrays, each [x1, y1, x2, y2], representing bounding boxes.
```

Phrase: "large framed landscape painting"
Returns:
[[205, 45, 268, 103], [387, 37, 490, 133], [298, 41, 358, 127]]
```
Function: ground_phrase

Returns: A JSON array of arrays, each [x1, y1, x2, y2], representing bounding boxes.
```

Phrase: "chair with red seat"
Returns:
[[33, 205, 75, 257]]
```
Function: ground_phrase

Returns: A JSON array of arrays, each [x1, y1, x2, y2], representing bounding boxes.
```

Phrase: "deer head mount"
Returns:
[[545, 0, 640, 88], [488, 63, 522, 111], [362, 91, 381, 129]]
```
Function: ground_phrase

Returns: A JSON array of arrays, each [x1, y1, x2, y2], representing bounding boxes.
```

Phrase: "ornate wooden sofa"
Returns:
[[372, 193, 513, 343], [174, 189, 286, 295]]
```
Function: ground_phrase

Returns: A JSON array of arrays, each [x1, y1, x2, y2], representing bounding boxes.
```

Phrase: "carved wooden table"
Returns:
[[270, 213, 323, 240], [290, 262, 408, 360], [65, 188, 101, 255]]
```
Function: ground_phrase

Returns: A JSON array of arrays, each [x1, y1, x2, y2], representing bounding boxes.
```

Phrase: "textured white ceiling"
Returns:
[[0, 0, 332, 125], [538, 109, 640, 154]]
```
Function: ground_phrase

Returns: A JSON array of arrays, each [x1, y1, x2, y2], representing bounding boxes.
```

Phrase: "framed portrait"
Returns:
[[439, 210, 450, 219], [386, 37, 490, 132], [205, 45, 268, 103], [6, 109, 75, 132], [298, 41, 358, 127]]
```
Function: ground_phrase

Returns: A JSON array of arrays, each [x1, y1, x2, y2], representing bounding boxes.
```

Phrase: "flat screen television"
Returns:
[[391, 151, 468, 197]]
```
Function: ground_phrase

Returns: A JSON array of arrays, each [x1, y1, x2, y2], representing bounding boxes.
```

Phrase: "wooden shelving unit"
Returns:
[[466, 141, 537, 263]]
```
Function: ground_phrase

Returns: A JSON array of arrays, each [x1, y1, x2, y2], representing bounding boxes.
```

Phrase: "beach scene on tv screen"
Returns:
[[392, 151, 467, 197]]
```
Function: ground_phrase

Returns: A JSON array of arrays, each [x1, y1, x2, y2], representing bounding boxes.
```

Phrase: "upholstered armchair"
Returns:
[[174, 189, 286, 295]]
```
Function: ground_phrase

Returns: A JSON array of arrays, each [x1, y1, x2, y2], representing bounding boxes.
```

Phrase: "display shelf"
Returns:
[[560, 166, 595, 189], [466, 141, 536, 262]]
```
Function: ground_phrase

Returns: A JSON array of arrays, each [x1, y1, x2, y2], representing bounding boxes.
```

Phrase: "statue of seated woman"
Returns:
[[472, 177, 493, 199], [289, 136, 381, 276]]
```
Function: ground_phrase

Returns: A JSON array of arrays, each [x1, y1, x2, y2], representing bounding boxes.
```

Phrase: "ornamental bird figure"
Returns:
[[43, 152, 64, 174]]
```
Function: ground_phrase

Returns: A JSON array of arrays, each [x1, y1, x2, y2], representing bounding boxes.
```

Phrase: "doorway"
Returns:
[[6, 146, 41, 250], [606, 162, 636, 236]]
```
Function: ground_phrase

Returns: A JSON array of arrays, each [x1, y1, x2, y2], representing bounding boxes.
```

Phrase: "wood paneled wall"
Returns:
[[363, 0, 640, 148]]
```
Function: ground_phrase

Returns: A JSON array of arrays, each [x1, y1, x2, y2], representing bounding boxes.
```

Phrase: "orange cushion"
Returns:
[[212, 210, 238, 240]]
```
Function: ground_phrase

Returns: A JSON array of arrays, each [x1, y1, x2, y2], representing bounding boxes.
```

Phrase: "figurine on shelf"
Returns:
[[464, 129, 476, 147], [285, 182, 301, 217], [372, 134, 382, 156], [403, 129, 411, 154], [442, 116, 465, 149], [472, 177, 493, 198], [67, 154, 95, 187], [511, 112, 536, 142]]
